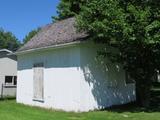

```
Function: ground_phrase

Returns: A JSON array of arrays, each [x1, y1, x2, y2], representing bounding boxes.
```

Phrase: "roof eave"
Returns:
[[0, 49, 13, 53], [15, 41, 84, 56]]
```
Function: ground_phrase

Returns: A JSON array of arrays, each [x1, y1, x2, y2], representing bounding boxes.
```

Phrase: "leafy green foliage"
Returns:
[[23, 28, 40, 44], [52, 0, 87, 21], [0, 29, 20, 51], [54, 0, 160, 106], [76, 0, 160, 106]]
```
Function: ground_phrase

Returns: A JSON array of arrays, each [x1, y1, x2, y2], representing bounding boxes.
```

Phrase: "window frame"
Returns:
[[125, 71, 135, 84], [5, 76, 17, 86]]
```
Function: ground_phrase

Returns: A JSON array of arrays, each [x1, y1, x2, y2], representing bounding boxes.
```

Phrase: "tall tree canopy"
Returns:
[[77, 0, 160, 107], [23, 28, 40, 44], [54, 0, 160, 107], [52, 0, 86, 21], [0, 29, 20, 51]]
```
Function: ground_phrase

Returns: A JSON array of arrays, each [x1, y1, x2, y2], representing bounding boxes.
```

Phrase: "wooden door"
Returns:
[[33, 63, 44, 100]]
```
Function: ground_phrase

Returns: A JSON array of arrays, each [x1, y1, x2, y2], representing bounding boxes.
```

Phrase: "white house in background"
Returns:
[[0, 49, 17, 97], [16, 17, 136, 112]]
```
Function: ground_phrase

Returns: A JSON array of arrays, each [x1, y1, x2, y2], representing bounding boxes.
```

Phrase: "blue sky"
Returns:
[[0, 0, 59, 41]]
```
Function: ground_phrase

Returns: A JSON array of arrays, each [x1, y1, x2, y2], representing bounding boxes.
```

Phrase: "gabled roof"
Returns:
[[17, 17, 88, 53]]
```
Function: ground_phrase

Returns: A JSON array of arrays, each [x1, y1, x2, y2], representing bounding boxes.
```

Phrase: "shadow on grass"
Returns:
[[0, 97, 16, 101], [106, 83, 160, 113]]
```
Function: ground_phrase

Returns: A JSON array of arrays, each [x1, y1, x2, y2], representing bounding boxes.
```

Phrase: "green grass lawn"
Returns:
[[0, 83, 159, 120], [0, 100, 159, 120]]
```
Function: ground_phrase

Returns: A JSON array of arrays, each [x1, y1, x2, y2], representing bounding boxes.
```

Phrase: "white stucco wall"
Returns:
[[0, 55, 17, 96], [79, 42, 136, 111], [17, 46, 82, 111], [17, 42, 135, 112]]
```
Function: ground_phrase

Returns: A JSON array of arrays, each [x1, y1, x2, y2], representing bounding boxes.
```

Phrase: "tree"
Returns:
[[76, 0, 160, 107], [23, 28, 40, 44], [52, 0, 87, 21], [53, 0, 160, 107], [0, 28, 20, 51]]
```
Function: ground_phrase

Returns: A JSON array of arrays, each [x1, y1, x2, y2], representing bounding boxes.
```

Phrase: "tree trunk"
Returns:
[[136, 79, 151, 107]]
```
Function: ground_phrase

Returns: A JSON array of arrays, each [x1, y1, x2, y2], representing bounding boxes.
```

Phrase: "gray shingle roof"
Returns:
[[18, 17, 88, 52]]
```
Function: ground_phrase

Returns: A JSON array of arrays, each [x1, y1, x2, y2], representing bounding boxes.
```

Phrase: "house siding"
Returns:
[[0, 55, 17, 97]]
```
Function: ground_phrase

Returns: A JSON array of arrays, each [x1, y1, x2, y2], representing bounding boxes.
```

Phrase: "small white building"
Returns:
[[0, 49, 17, 97], [16, 18, 136, 112]]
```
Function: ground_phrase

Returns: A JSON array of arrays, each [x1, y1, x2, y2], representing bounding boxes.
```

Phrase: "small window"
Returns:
[[5, 76, 17, 85], [152, 70, 160, 83], [125, 72, 135, 84], [157, 71, 160, 82], [13, 76, 17, 85]]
